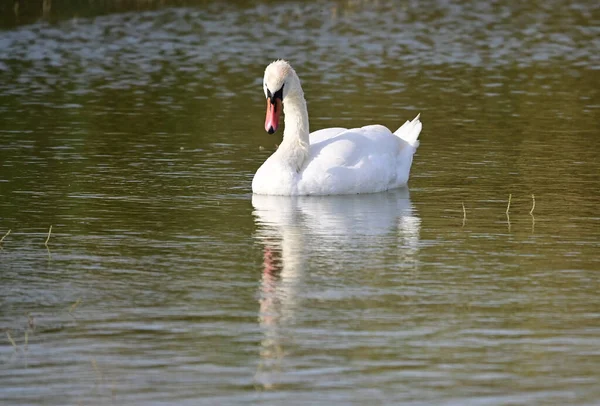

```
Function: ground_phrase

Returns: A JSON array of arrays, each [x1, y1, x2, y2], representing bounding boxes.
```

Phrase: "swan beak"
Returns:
[[265, 97, 282, 134]]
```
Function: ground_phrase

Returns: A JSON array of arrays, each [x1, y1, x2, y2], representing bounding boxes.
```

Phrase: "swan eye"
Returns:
[[267, 84, 285, 101]]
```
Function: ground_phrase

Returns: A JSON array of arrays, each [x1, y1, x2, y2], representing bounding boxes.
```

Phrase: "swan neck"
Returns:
[[278, 93, 309, 171]]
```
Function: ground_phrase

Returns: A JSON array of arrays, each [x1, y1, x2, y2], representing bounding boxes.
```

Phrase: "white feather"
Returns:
[[253, 61, 422, 196]]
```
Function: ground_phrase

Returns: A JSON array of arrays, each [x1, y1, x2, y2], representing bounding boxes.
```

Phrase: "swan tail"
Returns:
[[394, 113, 421, 148], [392, 114, 421, 186]]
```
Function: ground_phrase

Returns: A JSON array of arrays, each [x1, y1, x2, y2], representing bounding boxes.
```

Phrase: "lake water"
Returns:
[[0, 1, 599, 405]]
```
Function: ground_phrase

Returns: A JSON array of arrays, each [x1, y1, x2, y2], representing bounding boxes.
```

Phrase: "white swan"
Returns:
[[252, 60, 422, 196]]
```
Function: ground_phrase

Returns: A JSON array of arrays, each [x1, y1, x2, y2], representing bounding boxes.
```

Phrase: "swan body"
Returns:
[[252, 60, 422, 196]]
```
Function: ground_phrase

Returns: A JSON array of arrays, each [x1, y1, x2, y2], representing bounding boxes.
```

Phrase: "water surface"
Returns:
[[0, 1, 599, 405]]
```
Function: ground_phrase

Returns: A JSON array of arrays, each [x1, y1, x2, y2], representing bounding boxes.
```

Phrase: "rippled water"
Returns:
[[1, 1, 599, 405]]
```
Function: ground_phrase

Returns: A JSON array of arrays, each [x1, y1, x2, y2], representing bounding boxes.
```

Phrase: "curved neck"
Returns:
[[276, 91, 310, 172]]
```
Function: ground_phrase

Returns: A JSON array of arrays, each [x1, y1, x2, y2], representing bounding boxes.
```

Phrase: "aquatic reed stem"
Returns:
[[70, 298, 82, 314], [530, 194, 536, 215], [45, 225, 52, 247], [6, 331, 17, 351], [506, 194, 512, 214], [0, 229, 11, 244]]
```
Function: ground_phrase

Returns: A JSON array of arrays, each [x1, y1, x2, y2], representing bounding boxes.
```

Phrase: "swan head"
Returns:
[[263, 60, 298, 134]]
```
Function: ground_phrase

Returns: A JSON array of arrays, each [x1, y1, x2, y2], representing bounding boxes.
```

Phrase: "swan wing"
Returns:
[[309, 127, 347, 143], [299, 125, 404, 195]]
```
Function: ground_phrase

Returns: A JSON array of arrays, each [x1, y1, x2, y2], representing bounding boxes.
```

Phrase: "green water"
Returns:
[[1, 1, 599, 405]]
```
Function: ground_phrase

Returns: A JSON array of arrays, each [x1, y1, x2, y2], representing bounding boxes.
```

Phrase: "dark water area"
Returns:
[[0, 1, 599, 405]]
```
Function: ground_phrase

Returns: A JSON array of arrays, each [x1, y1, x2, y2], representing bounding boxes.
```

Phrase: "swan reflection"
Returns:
[[252, 189, 421, 389]]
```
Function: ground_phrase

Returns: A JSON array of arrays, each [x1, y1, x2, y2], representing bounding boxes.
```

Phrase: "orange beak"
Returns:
[[265, 97, 282, 134]]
